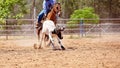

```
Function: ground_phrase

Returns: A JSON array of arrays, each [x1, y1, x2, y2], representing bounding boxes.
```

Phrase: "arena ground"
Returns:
[[0, 35, 120, 68]]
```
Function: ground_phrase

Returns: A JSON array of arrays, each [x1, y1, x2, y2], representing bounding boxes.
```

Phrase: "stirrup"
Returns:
[[38, 26, 42, 30], [37, 24, 42, 30], [35, 23, 42, 29]]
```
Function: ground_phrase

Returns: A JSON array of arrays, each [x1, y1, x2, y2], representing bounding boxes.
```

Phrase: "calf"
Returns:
[[37, 20, 65, 50]]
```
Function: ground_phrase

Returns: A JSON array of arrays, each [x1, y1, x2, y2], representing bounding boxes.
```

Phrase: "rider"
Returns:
[[36, 0, 56, 28]]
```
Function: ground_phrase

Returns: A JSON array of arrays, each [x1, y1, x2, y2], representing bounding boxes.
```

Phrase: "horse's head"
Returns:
[[53, 3, 62, 17]]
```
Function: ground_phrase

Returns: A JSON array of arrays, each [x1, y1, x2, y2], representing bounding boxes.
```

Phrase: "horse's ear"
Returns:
[[58, 2, 60, 5], [55, 2, 60, 5]]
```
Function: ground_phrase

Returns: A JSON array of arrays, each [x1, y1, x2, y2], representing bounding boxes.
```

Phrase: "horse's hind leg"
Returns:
[[33, 29, 40, 49], [33, 25, 42, 49], [37, 29, 41, 41], [38, 33, 43, 49], [36, 22, 42, 41]]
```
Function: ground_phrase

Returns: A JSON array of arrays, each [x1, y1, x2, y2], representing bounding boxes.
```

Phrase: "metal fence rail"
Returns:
[[0, 25, 34, 36], [0, 19, 120, 39], [64, 24, 120, 34]]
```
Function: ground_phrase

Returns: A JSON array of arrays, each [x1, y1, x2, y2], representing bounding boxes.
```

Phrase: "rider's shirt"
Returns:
[[43, 0, 56, 15]]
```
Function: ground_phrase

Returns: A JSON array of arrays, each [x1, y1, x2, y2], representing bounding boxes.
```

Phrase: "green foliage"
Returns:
[[0, 0, 28, 19], [0, 18, 5, 25], [0, 0, 28, 25], [70, 7, 99, 22], [67, 7, 99, 28], [58, 0, 120, 18]]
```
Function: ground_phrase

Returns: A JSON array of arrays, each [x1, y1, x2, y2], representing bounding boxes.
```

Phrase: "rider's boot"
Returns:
[[36, 22, 42, 30]]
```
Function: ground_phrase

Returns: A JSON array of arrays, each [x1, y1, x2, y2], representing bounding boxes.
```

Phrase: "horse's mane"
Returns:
[[52, 2, 61, 12], [46, 2, 61, 25]]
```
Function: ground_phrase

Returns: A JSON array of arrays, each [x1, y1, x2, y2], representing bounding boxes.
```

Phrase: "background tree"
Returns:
[[0, 0, 28, 32], [0, 0, 28, 19], [67, 7, 99, 28], [0, 0, 119, 20], [58, 0, 120, 18], [58, 0, 95, 18]]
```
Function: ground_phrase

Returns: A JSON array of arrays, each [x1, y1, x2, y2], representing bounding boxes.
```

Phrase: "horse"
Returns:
[[34, 20, 65, 50], [36, 3, 62, 41], [34, 3, 64, 50]]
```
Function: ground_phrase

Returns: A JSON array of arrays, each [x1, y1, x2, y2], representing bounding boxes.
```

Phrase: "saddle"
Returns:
[[36, 10, 51, 30]]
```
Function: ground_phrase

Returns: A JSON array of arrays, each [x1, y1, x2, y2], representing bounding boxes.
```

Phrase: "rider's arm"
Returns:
[[53, 0, 56, 4], [49, 0, 56, 9]]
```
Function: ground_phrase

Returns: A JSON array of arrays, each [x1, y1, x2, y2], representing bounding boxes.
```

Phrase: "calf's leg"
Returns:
[[57, 37, 65, 50], [48, 32, 55, 49]]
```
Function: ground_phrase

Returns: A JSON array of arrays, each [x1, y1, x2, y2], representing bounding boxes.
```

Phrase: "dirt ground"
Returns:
[[0, 35, 120, 68]]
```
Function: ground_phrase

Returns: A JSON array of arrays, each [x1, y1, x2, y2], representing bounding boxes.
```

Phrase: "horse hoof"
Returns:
[[61, 46, 65, 50], [34, 44, 38, 49]]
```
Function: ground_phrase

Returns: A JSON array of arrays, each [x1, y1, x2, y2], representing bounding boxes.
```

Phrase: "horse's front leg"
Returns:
[[36, 28, 41, 41], [57, 37, 65, 50]]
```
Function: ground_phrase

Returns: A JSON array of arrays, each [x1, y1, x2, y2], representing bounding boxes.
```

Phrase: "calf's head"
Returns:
[[52, 25, 65, 39]]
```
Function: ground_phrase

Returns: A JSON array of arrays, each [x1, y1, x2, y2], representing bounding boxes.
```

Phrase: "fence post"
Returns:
[[33, 7, 36, 36], [80, 18, 84, 37], [5, 19, 8, 40]]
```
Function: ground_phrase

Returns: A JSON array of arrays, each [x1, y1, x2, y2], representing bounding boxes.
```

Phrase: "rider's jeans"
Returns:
[[37, 9, 50, 23]]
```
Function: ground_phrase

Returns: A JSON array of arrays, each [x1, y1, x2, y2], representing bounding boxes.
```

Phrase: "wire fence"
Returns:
[[0, 18, 120, 39]]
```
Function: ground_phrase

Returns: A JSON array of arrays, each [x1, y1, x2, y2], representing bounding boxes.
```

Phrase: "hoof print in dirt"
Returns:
[[33, 44, 38, 49], [38, 46, 42, 49], [52, 48, 60, 51]]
